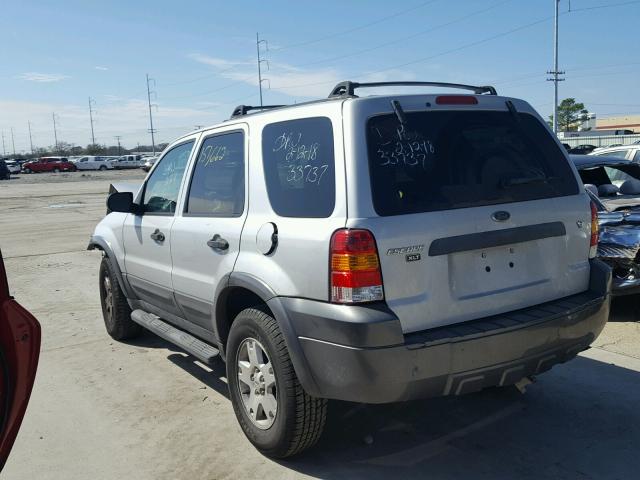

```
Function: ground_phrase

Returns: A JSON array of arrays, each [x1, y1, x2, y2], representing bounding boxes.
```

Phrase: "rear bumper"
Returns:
[[271, 259, 611, 403]]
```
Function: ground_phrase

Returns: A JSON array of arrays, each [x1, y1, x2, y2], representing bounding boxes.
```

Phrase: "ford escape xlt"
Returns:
[[89, 81, 611, 458]]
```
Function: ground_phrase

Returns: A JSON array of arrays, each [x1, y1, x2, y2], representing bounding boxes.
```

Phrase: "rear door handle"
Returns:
[[150, 229, 165, 242], [207, 234, 229, 251]]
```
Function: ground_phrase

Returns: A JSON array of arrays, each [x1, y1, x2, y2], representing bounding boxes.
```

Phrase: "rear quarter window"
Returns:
[[261, 117, 335, 218], [367, 110, 579, 216]]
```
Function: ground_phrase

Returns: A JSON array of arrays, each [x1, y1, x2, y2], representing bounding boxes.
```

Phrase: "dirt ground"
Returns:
[[1, 172, 639, 479]]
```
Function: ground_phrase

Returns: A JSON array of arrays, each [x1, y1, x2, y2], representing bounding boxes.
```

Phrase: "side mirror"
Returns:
[[106, 192, 135, 214]]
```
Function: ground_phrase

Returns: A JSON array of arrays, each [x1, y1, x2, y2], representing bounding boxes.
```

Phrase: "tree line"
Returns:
[[4, 142, 169, 159]]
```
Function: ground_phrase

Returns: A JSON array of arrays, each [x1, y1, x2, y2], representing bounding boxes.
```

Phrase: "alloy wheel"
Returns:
[[236, 337, 277, 429]]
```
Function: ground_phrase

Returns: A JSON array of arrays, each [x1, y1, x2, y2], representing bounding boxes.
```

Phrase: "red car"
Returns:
[[22, 157, 76, 173], [0, 250, 41, 471]]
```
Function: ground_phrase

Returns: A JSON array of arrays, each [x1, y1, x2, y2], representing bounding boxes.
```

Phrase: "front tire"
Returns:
[[53, 167, 60, 173], [99, 256, 141, 340], [227, 308, 327, 458]]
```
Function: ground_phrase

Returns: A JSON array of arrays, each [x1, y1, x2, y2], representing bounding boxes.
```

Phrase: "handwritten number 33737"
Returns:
[[287, 164, 329, 185]]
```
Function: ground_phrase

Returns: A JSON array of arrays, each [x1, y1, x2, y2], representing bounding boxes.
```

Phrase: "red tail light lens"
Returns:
[[589, 201, 599, 259], [435, 95, 478, 105], [330, 229, 384, 303]]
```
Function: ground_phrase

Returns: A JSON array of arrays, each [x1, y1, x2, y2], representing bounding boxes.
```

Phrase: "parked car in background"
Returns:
[[140, 156, 158, 171], [91, 80, 611, 458], [568, 144, 597, 155], [74, 156, 114, 171], [21, 157, 76, 173], [0, 160, 10, 180], [0, 249, 41, 471], [572, 154, 640, 298], [113, 155, 143, 169], [5, 161, 21, 174], [589, 144, 640, 162]]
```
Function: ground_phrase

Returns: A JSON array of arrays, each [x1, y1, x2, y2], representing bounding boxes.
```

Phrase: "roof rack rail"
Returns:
[[230, 104, 286, 118], [328, 81, 497, 98]]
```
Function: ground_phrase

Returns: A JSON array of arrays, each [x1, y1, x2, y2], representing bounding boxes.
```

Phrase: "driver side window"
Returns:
[[143, 141, 194, 214]]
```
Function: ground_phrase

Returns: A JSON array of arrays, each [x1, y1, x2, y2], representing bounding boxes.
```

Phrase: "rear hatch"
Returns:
[[345, 96, 592, 333]]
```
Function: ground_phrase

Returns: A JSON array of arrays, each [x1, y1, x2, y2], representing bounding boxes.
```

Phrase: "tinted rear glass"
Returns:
[[262, 117, 335, 218], [367, 110, 579, 216]]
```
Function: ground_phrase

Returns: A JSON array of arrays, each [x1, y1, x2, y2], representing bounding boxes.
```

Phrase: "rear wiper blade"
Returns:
[[500, 176, 557, 188]]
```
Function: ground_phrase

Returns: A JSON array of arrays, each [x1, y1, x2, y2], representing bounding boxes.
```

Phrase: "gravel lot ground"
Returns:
[[1, 172, 639, 479]]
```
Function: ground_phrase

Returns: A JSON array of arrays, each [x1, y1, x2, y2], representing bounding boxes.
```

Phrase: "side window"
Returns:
[[261, 117, 335, 218], [143, 141, 194, 214], [596, 150, 628, 159], [185, 132, 245, 216], [634, 150, 640, 163]]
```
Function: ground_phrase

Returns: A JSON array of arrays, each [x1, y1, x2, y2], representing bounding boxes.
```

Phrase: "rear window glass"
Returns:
[[262, 117, 335, 218], [367, 110, 579, 216]]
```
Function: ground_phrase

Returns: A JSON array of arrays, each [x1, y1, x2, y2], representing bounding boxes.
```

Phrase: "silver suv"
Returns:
[[89, 81, 611, 458]]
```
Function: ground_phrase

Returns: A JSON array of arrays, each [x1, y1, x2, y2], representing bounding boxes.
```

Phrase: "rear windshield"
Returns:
[[367, 110, 578, 216]]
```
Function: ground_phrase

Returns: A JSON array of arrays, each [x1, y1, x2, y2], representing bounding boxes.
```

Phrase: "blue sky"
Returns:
[[1, 0, 639, 153]]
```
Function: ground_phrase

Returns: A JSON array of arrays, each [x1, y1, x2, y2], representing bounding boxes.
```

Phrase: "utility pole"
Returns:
[[1, 132, 5, 156], [10, 128, 16, 156], [114, 135, 122, 155], [547, 0, 565, 134], [146, 74, 157, 155], [52, 112, 59, 154], [256, 32, 269, 107], [28, 121, 34, 153], [88, 97, 96, 145]]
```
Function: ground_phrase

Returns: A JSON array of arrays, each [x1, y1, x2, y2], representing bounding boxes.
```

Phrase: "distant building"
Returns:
[[596, 114, 640, 133]]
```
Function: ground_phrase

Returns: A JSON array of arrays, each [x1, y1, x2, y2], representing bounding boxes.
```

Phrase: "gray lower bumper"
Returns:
[[271, 259, 611, 404]]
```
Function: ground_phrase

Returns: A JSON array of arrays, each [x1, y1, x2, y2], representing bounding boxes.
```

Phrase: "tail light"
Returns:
[[330, 229, 384, 303], [589, 201, 599, 259]]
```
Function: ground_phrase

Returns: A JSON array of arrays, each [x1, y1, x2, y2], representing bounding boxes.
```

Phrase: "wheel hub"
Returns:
[[236, 338, 277, 429]]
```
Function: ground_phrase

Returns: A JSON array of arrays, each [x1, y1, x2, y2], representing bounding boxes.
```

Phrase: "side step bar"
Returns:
[[131, 310, 220, 365]]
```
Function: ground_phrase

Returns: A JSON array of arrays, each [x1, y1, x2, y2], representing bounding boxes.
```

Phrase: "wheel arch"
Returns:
[[216, 272, 321, 396], [87, 236, 138, 300]]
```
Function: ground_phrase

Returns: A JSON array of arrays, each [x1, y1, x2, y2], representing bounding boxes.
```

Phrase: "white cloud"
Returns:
[[188, 53, 252, 70], [18, 72, 70, 82], [95, 66, 109, 71]]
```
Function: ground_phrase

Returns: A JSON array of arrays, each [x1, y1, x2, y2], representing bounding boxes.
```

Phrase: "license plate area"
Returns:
[[448, 244, 548, 300]]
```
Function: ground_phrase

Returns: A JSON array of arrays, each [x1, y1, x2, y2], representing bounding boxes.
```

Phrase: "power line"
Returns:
[[146, 74, 158, 155], [257, 32, 269, 106], [270, 0, 441, 52], [291, 0, 515, 69], [114, 135, 122, 155], [52, 113, 59, 154], [548, 0, 564, 134], [28, 121, 34, 153], [88, 97, 96, 144]]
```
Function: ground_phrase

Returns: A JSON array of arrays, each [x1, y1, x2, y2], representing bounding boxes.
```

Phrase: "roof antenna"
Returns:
[[391, 100, 407, 125]]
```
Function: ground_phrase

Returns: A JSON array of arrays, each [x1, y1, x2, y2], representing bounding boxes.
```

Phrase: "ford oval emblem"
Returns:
[[492, 211, 510, 222]]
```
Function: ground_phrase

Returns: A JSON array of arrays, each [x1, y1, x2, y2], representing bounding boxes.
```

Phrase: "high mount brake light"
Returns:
[[330, 229, 384, 304], [435, 95, 478, 105], [590, 201, 599, 259]]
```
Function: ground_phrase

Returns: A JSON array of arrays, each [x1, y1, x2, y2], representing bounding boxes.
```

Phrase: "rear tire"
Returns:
[[23, 168, 31, 174], [227, 307, 327, 458], [53, 168, 60, 173], [99, 165, 107, 171], [99, 256, 141, 340]]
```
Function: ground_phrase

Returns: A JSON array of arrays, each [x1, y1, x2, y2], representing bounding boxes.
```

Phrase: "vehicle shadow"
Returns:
[[609, 295, 639, 322], [124, 333, 640, 479], [121, 331, 230, 400], [278, 356, 640, 480]]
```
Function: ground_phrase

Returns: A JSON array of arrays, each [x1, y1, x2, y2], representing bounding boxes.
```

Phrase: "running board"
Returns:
[[131, 310, 220, 365]]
